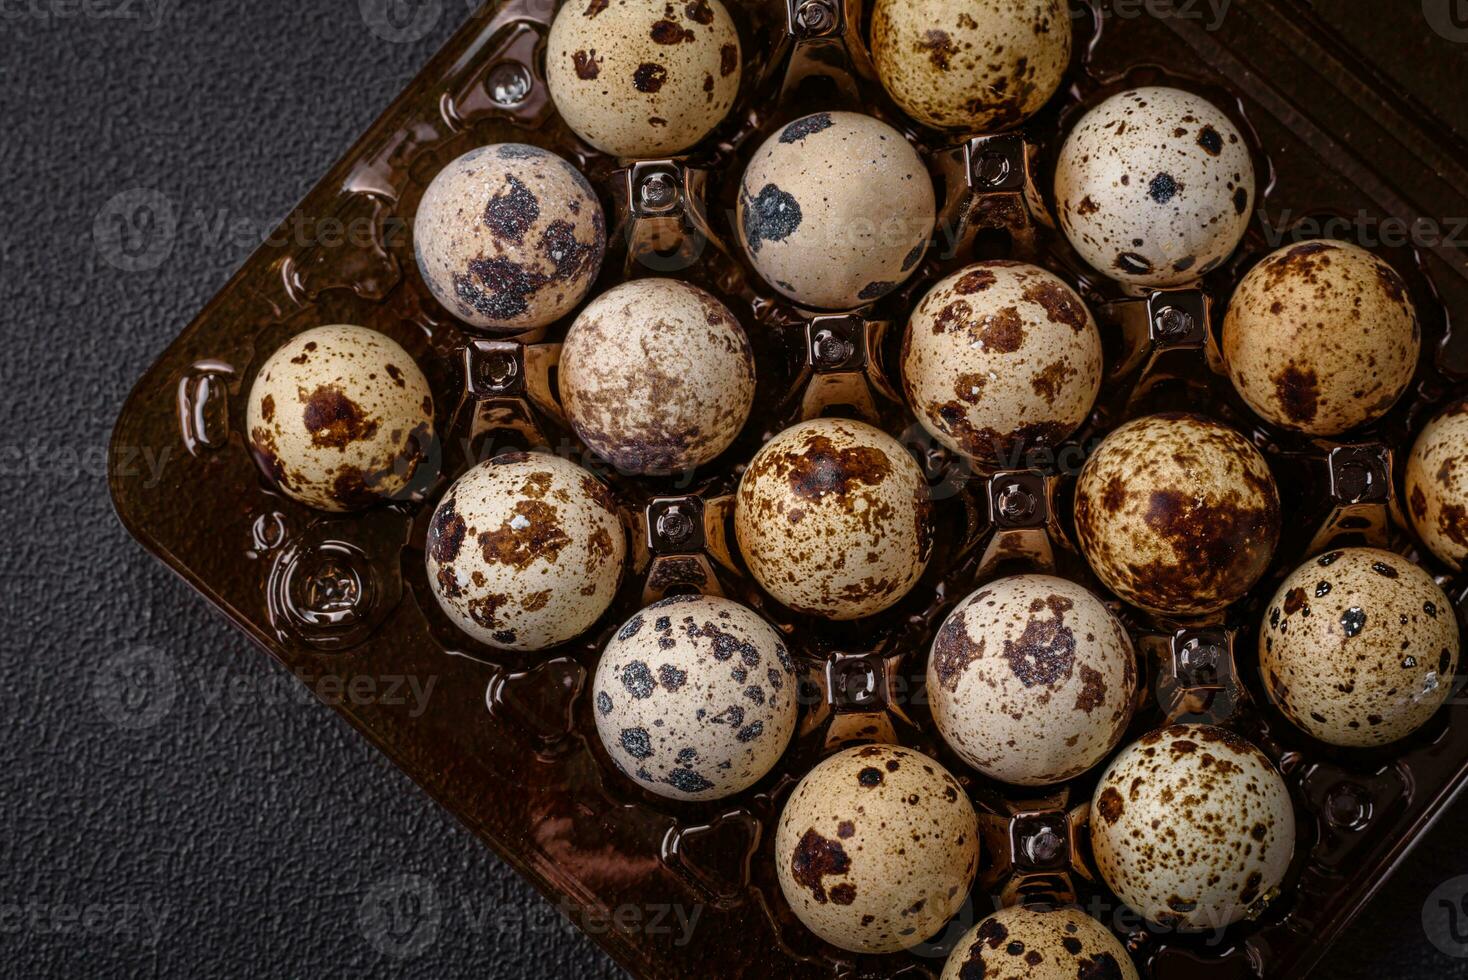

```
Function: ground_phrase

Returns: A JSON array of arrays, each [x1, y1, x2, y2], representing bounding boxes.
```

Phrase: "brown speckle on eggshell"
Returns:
[[776, 744, 979, 953], [546, 0, 741, 158], [560, 279, 755, 476], [871, 0, 1071, 133], [1223, 240, 1420, 436], [927, 575, 1138, 786], [735, 418, 932, 620], [1090, 724, 1295, 933], [1261, 548, 1458, 747], [902, 261, 1101, 461], [425, 452, 626, 651], [414, 144, 606, 332], [246, 325, 435, 513], [1074, 413, 1280, 616]]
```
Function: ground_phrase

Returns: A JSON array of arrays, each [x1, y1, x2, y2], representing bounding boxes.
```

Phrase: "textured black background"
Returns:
[[4, 1, 1468, 977]]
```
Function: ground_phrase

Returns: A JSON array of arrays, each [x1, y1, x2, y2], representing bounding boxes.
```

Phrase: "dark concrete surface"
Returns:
[[2, 1, 1467, 977]]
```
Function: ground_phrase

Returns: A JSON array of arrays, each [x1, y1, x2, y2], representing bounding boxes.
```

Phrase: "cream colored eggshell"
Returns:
[[1223, 240, 1421, 436], [1090, 724, 1295, 933], [941, 906, 1139, 980], [593, 595, 797, 800], [414, 144, 606, 332], [425, 453, 626, 651], [902, 261, 1101, 461], [1407, 400, 1468, 571], [1073, 413, 1280, 616], [737, 112, 936, 310], [560, 279, 755, 475], [545, 0, 741, 158], [871, 0, 1071, 132], [776, 744, 979, 953], [1055, 87, 1255, 288], [735, 418, 933, 620], [246, 325, 434, 513], [928, 576, 1137, 786], [1260, 548, 1458, 747]]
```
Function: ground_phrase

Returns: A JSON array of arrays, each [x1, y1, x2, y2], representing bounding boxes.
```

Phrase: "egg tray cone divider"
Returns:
[[109, 1, 1468, 977]]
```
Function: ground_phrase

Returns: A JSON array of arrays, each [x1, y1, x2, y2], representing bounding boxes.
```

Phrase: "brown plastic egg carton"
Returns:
[[110, 1, 1468, 977]]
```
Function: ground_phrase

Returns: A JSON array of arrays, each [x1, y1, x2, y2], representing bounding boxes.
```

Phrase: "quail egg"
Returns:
[[1074, 413, 1280, 617], [871, 0, 1071, 133], [1260, 548, 1459, 747], [546, 0, 741, 158], [425, 452, 626, 651], [592, 595, 797, 800], [560, 278, 755, 475], [737, 112, 936, 310], [1223, 240, 1421, 436], [1055, 87, 1255, 288], [775, 743, 979, 953], [942, 906, 1139, 980], [246, 325, 434, 512], [415, 144, 606, 332], [928, 575, 1138, 786], [902, 261, 1101, 462], [1408, 399, 1468, 571], [1091, 725, 1295, 933], [736, 418, 932, 620]]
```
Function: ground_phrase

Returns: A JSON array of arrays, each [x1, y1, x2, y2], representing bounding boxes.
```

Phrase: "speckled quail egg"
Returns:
[[928, 576, 1138, 786], [1408, 399, 1468, 571], [592, 595, 797, 800], [775, 743, 979, 953], [902, 261, 1101, 461], [1223, 240, 1421, 436], [1260, 548, 1459, 747], [735, 418, 932, 620], [545, 0, 741, 158], [247, 325, 434, 512], [871, 0, 1071, 133], [1074, 413, 1280, 617], [737, 112, 936, 310], [415, 144, 606, 332], [560, 279, 755, 475], [1091, 725, 1295, 933], [1055, 87, 1255, 288], [942, 906, 1139, 980], [425, 452, 626, 651]]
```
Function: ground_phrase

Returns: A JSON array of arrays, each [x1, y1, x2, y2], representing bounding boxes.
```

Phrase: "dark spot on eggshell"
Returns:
[[1115, 252, 1154, 275], [476, 500, 570, 569], [741, 183, 802, 254], [620, 728, 653, 759], [684, 0, 713, 24], [720, 43, 737, 76], [979, 306, 1026, 353], [659, 664, 687, 691], [954, 268, 997, 294], [1148, 173, 1180, 204], [1341, 607, 1367, 637], [1097, 786, 1124, 823], [483, 174, 539, 244], [428, 499, 466, 563], [1233, 187, 1250, 215], [1003, 596, 1076, 688], [584, 0, 607, 15], [300, 385, 379, 450], [778, 434, 892, 503], [666, 768, 714, 793], [790, 828, 851, 904], [650, 19, 693, 44], [260, 394, 275, 422], [1372, 561, 1400, 579], [780, 113, 833, 144], [933, 612, 987, 692], [1197, 125, 1223, 155], [621, 661, 656, 699], [919, 29, 957, 70], [1283, 588, 1308, 616], [633, 62, 668, 93], [858, 281, 896, 301], [572, 49, 601, 79], [858, 766, 884, 787], [1022, 280, 1089, 332], [828, 883, 857, 905], [1075, 664, 1106, 713]]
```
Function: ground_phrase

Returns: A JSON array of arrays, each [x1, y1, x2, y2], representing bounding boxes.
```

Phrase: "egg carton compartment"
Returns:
[[109, 1, 1468, 978]]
